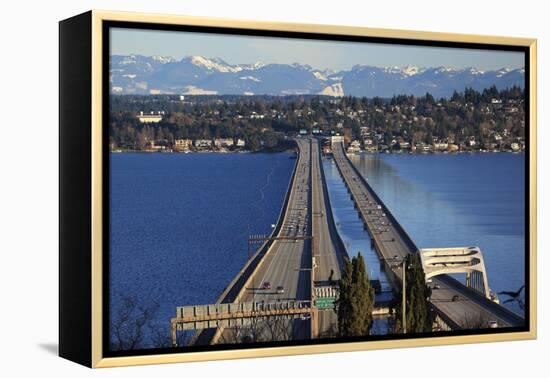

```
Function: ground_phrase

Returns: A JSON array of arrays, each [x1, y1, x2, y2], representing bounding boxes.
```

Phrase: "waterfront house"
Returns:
[[399, 141, 411, 150], [433, 141, 449, 151], [236, 139, 246, 148], [174, 139, 192, 152], [214, 138, 234, 148], [194, 139, 212, 149], [347, 140, 362, 154], [415, 143, 431, 153]]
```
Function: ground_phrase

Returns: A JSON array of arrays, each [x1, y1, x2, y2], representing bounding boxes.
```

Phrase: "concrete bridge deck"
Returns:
[[331, 142, 524, 330], [193, 138, 314, 344], [192, 137, 348, 344]]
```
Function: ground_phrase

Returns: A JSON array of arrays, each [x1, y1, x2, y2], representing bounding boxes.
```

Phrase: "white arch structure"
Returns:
[[419, 246, 492, 300]]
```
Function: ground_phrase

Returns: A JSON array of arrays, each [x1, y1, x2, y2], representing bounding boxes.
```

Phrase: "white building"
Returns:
[[214, 138, 234, 148], [236, 139, 246, 147], [433, 142, 449, 151], [250, 112, 265, 119], [194, 139, 212, 148], [137, 111, 163, 123], [347, 140, 362, 154]]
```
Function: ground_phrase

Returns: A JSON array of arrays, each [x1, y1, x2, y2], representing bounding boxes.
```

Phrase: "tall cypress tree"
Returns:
[[336, 259, 353, 335], [336, 253, 375, 337]]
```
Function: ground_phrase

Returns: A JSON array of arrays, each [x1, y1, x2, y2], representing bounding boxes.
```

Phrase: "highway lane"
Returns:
[[332, 142, 524, 330], [312, 138, 345, 282], [222, 138, 313, 342], [242, 138, 311, 304]]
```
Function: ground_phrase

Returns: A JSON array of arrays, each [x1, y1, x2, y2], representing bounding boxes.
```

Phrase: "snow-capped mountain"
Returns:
[[110, 54, 525, 97]]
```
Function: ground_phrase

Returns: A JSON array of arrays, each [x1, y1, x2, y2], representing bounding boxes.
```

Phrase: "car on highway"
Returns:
[[276, 286, 285, 294], [433, 283, 441, 290], [488, 320, 498, 328], [262, 282, 272, 290], [451, 294, 460, 302]]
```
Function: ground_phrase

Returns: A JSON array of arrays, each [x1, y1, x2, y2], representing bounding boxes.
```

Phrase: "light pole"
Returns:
[[402, 258, 407, 334], [381, 255, 407, 334]]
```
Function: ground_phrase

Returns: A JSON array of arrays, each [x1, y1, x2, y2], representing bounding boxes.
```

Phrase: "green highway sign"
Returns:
[[315, 297, 336, 309]]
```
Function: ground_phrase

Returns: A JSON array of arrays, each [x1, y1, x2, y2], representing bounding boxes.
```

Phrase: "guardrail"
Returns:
[[437, 275, 525, 326]]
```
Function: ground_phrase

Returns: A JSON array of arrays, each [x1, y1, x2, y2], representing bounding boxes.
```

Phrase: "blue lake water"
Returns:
[[322, 159, 392, 293], [109, 152, 294, 345], [345, 152, 526, 315]]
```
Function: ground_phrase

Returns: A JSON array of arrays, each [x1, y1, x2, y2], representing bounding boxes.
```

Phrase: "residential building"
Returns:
[[137, 111, 163, 123], [174, 139, 192, 152], [194, 139, 212, 148], [214, 138, 234, 148]]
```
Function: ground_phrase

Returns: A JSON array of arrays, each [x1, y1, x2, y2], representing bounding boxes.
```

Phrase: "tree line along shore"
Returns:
[[109, 86, 525, 154]]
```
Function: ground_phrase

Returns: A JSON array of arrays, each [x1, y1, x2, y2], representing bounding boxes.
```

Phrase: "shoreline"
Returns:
[[110, 149, 296, 154], [111, 149, 524, 155]]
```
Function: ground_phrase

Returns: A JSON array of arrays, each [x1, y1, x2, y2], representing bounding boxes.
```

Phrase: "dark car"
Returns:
[[451, 294, 460, 302], [262, 282, 272, 290]]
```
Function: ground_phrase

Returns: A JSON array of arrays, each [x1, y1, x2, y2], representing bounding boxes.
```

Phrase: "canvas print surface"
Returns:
[[106, 25, 527, 354]]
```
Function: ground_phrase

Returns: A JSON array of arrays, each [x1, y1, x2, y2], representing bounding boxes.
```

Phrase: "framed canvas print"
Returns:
[[59, 10, 537, 368]]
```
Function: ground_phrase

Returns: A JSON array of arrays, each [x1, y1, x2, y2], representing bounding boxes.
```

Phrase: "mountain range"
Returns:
[[110, 54, 525, 98]]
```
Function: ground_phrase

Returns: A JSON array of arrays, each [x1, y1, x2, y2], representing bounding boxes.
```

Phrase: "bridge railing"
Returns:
[[174, 300, 313, 332], [177, 300, 312, 319]]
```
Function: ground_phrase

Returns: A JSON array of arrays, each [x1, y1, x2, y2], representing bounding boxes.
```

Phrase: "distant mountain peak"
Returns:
[[110, 54, 524, 98], [382, 65, 425, 77], [151, 55, 177, 64], [187, 55, 242, 73]]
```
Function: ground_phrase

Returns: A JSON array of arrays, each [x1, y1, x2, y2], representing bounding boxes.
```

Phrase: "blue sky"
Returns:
[[111, 27, 524, 72]]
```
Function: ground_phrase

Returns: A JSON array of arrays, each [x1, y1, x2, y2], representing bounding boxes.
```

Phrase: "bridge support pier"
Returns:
[[171, 319, 178, 347], [311, 307, 319, 338]]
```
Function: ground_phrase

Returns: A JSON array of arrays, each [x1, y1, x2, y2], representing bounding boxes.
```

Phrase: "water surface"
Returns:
[[110, 152, 294, 345], [348, 152, 526, 315]]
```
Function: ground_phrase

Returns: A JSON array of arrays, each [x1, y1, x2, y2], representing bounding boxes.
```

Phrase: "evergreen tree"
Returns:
[[336, 253, 375, 337]]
